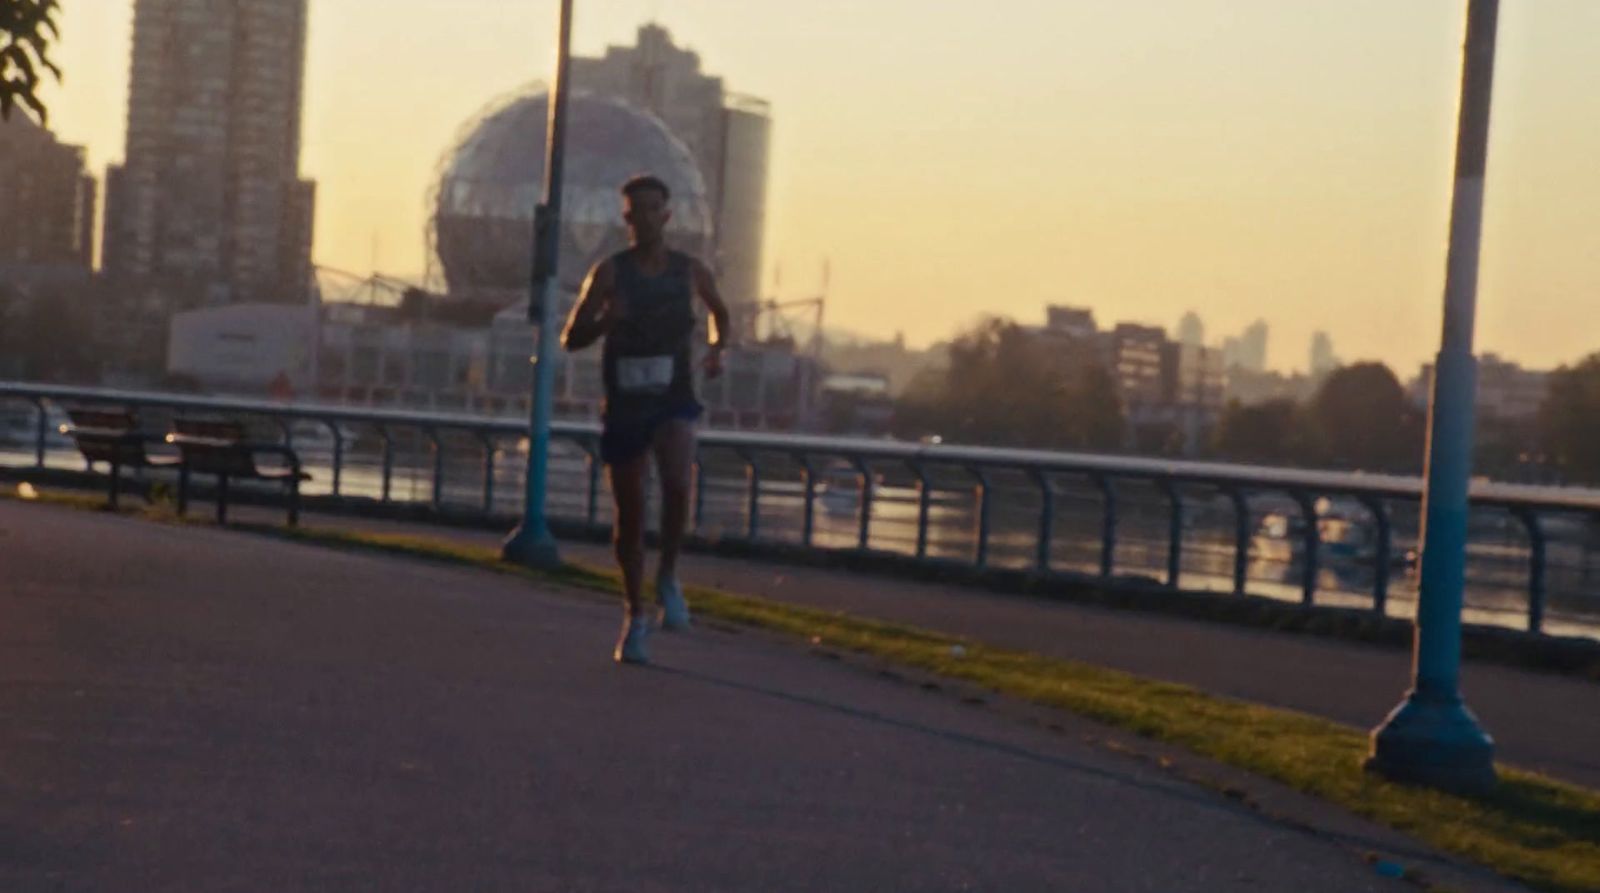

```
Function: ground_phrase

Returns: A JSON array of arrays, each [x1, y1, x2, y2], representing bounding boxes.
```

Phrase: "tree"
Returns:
[[1539, 354, 1600, 484], [0, 288, 100, 382], [1058, 361, 1125, 451], [1213, 398, 1317, 465], [1308, 362, 1423, 472], [1, 0, 59, 122], [892, 317, 1124, 451]]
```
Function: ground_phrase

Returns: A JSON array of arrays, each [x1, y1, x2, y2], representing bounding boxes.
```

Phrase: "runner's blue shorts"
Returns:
[[600, 401, 703, 466]]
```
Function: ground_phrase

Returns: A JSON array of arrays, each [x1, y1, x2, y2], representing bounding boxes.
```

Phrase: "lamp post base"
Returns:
[[502, 523, 562, 570], [1366, 693, 1496, 795]]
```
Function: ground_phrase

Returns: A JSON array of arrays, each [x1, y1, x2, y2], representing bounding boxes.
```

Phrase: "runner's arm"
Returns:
[[690, 259, 733, 351], [562, 260, 617, 351]]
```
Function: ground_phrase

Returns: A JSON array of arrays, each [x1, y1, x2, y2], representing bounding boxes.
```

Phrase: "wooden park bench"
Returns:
[[60, 408, 181, 509], [167, 418, 311, 526]]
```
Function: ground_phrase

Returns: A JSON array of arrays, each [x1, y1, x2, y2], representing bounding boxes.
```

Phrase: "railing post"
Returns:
[[970, 466, 992, 569], [1290, 491, 1320, 606], [428, 428, 445, 510], [1031, 469, 1054, 574], [851, 455, 874, 551], [477, 432, 496, 515], [1514, 507, 1546, 634], [1161, 479, 1184, 589], [1229, 487, 1251, 596], [911, 461, 932, 560], [797, 455, 818, 548], [739, 449, 761, 541], [1094, 474, 1117, 578], [1360, 496, 1393, 616], [379, 426, 394, 504], [329, 423, 344, 498], [30, 397, 47, 468]]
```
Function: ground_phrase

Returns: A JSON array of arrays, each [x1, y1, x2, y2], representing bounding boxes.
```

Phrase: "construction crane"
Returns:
[[314, 266, 425, 307], [752, 257, 829, 365], [752, 296, 825, 363]]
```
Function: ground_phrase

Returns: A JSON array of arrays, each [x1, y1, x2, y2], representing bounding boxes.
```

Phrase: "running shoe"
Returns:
[[614, 613, 651, 664], [656, 575, 692, 632]]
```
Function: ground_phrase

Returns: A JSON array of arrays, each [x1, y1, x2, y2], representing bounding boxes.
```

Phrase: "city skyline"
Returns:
[[37, 0, 1600, 374]]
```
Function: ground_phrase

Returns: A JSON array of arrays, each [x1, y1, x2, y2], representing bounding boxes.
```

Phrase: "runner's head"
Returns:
[[621, 175, 672, 248]]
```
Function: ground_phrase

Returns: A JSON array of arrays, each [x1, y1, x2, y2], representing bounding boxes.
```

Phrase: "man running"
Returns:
[[561, 174, 731, 664]]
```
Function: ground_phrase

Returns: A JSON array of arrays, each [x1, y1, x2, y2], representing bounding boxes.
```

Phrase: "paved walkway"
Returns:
[[0, 502, 1520, 892], [294, 510, 1600, 791]]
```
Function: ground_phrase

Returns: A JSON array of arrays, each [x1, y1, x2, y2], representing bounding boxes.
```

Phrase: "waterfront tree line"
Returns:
[[890, 316, 1600, 487]]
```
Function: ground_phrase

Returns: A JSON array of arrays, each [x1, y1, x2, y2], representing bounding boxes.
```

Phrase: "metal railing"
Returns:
[[3, 381, 1597, 640]]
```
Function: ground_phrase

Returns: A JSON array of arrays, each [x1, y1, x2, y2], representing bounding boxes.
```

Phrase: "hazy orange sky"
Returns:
[[41, 1, 1600, 375]]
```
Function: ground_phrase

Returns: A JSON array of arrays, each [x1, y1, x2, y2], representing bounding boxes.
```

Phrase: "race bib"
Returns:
[[617, 355, 675, 393]]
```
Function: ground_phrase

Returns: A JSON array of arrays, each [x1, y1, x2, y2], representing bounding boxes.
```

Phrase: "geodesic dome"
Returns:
[[430, 87, 714, 301]]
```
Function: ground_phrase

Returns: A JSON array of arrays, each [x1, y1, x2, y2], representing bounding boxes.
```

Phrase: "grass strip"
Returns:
[[8, 490, 1600, 892]]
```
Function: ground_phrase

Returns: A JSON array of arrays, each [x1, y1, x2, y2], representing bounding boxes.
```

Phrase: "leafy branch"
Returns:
[[0, 0, 62, 123]]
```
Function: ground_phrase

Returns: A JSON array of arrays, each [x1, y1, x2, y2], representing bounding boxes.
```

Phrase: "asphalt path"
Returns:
[[283, 509, 1600, 790], [0, 502, 1512, 892]]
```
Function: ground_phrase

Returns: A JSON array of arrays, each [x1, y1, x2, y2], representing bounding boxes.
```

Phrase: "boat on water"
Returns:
[[1251, 496, 1402, 567], [817, 462, 878, 515]]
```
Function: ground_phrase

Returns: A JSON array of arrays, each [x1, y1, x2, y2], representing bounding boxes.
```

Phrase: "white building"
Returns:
[[167, 303, 317, 395]]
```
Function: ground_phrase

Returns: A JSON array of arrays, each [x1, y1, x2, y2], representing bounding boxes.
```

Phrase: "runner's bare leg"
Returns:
[[608, 453, 650, 616], [652, 419, 696, 581]]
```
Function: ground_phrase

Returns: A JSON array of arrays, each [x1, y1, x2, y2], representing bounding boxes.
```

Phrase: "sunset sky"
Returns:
[[41, 0, 1600, 375]]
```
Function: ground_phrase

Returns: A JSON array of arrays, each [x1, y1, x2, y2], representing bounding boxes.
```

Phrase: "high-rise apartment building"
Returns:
[[103, 0, 315, 312], [1176, 311, 1204, 347], [1106, 323, 1169, 407], [571, 24, 772, 324], [1310, 331, 1340, 377], [0, 114, 96, 271]]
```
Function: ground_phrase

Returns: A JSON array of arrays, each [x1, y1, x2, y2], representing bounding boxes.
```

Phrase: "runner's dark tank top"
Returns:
[[601, 249, 698, 421]]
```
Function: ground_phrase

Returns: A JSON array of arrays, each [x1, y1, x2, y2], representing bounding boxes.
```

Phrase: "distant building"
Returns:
[[572, 24, 772, 325], [818, 372, 894, 436], [1221, 320, 1269, 372], [1106, 323, 1168, 408], [822, 331, 941, 397], [300, 300, 812, 427], [1310, 331, 1340, 377], [1174, 343, 1226, 410], [1408, 354, 1549, 426], [0, 114, 95, 272], [167, 303, 318, 395], [104, 0, 316, 316], [1225, 367, 1316, 406], [1177, 311, 1204, 347], [1162, 341, 1226, 455], [1045, 305, 1098, 340], [1029, 305, 1231, 455], [423, 26, 790, 427]]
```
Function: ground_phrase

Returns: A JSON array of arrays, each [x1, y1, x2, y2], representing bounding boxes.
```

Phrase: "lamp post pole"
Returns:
[[503, 0, 575, 568], [1367, 0, 1500, 793]]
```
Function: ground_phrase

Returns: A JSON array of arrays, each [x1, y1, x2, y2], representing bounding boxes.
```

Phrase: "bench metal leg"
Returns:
[[216, 475, 229, 525], [288, 479, 301, 527], [109, 458, 121, 511], [177, 464, 190, 517]]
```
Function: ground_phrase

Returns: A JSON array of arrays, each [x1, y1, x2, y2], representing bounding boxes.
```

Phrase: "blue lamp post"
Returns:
[[503, 0, 575, 569], [1367, 0, 1500, 793]]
